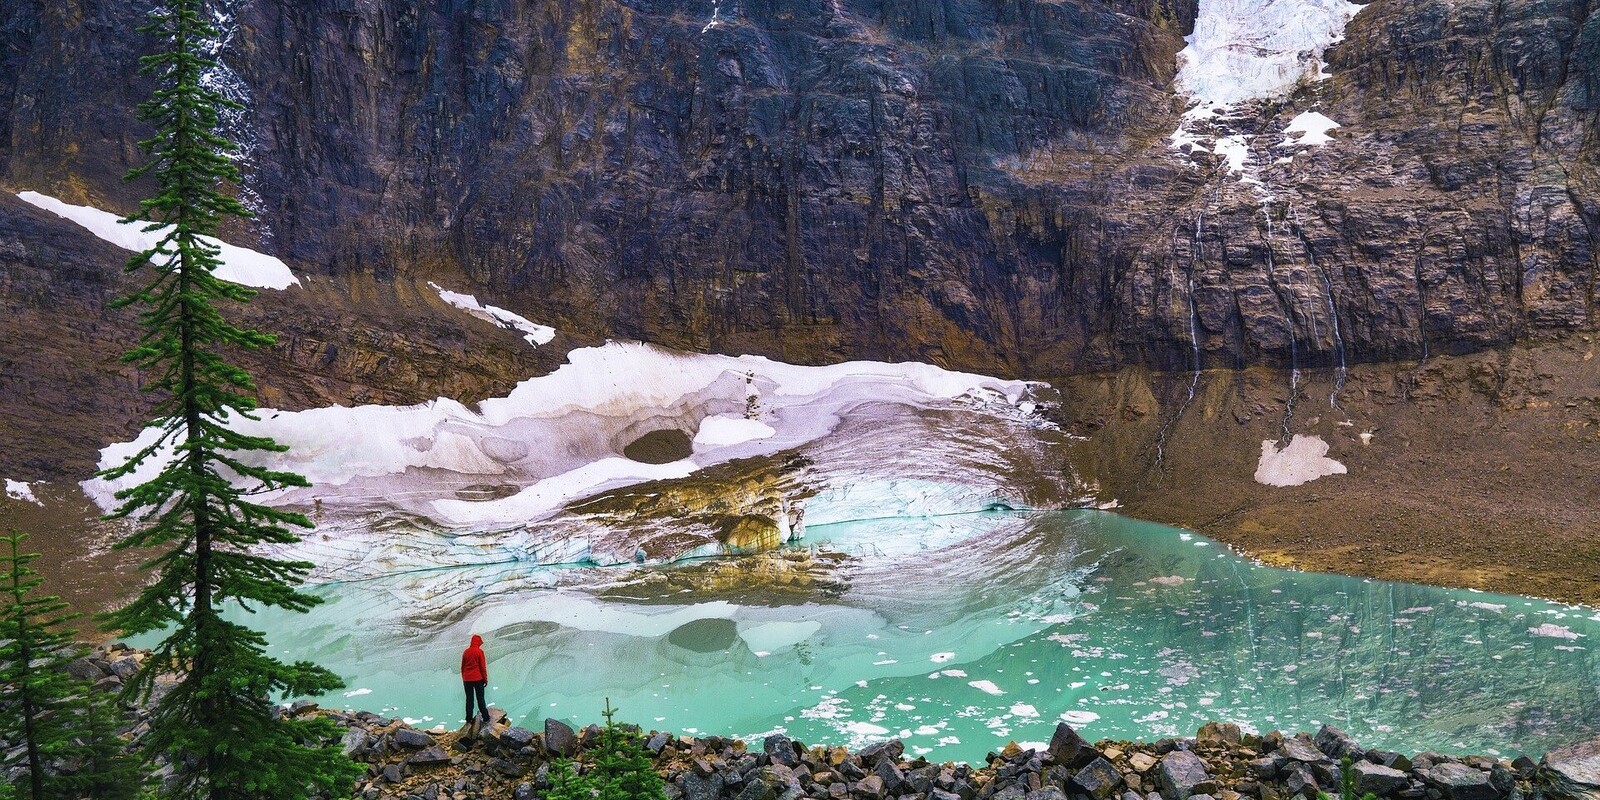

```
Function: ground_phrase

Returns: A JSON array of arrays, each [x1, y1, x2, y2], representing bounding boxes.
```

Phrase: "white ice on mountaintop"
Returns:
[[1169, 0, 1362, 183], [429, 282, 556, 346], [1175, 0, 1365, 109], [15, 191, 298, 290]]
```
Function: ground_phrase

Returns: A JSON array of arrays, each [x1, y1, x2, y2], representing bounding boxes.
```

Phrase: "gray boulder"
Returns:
[[1351, 761, 1409, 796], [1070, 757, 1124, 800], [391, 727, 433, 749], [1546, 738, 1600, 800], [545, 718, 578, 757], [1158, 750, 1216, 800], [1422, 763, 1496, 800]]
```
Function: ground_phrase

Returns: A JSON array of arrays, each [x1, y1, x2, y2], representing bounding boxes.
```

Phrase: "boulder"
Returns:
[[1130, 753, 1159, 774], [391, 728, 433, 749], [1284, 764, 1319, 798], [1546, 738, 1600, 800], [545, 718, 578, 757], [859, 740, 904, 764], [66, 657, 109, 681], [1198, 723, 1243, 749], [1026, 789, 1069, 800], [499, 727, 535, 750], [1049, 723, 1098, 769], [1071, 757, 1124, 800], [1314, 726, 1363, 761], [1158, 750, 1216, 800], [1421, 764, 1496, 800], [1351, 761, 1409, 796], [340, 728, 371, 758], [406, 746, 451, 766], [852, 775, 886, 800], [1278, 739, 1327, 764], [766, 734, 801, 767]]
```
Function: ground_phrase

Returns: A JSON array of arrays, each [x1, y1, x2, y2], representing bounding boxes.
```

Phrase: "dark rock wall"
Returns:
[[1, 0, 1596, 378]]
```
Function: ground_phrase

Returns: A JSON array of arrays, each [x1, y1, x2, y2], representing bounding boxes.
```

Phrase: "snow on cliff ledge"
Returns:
[[16, 191, 298, 290], [1175, 0, 1365, 109]]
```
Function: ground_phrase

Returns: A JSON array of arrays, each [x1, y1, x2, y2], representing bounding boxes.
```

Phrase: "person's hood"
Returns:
[[470, 634, 483, 647]]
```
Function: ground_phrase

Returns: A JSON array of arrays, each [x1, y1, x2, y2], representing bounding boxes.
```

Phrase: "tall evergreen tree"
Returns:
[[0, 530, 83, 800], [99, 1, 359, 798]]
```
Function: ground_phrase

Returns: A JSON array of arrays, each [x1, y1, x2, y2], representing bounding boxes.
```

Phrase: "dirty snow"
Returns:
[[429, 282, 555, 346], [16, 191, 299, 290], [4, 479, 41, 506], [1254, 434, 1347, 487]]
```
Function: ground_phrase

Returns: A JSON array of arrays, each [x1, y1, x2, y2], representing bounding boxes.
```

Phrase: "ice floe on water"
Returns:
[[1253, 434, 1347, 487], [16, 191, 299, 290]]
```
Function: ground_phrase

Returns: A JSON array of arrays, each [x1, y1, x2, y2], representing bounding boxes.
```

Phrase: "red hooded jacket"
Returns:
[[461, 634, 487, 683]]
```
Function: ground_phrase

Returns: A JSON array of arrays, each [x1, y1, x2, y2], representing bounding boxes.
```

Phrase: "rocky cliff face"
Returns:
[[5, 0, 1591, 379]]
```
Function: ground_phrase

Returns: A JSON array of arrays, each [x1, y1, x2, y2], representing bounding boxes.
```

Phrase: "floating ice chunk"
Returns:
[[969, 680, 1006, 696], [1254, 435, 1347, 487], [4, 479, 41, 506], [843, 721, 890, 736], [430, 282, 555, 346], [1010, 704, 1040, 718], [1060, 710, 1101, 725], [694, 416, 777, 448], [1282, 111, 1341, 146], [17, 190, 299, 289], [739, 621, 822, 654], [343, 688, 372, 698], [1530, 624, 1582, 640], [931, 652, 956, 663]]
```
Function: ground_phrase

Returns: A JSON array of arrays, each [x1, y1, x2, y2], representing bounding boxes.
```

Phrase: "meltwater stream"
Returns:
[[225, 511, 1600, 762]]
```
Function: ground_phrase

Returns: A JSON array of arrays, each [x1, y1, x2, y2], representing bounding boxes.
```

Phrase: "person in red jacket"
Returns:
[[461, 634, 490, 727]]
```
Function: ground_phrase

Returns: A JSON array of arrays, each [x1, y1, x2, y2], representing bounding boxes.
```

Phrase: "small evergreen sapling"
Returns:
[[0, 529, 82, 800], [543, 701, 668, 800], [0, 530, 139, 800]]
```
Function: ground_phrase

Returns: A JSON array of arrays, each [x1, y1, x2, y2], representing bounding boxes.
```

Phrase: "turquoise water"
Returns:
[[223, 511, 1600, 761]]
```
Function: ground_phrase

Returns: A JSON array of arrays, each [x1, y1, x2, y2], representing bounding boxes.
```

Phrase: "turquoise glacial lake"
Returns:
[[232, 510, 1600, 762]]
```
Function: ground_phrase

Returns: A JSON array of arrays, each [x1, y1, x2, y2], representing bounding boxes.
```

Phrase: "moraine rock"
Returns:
[[1278, 739, 1328, 764], [405, 745, 451, 766], [1544, 738, 1600, 800], [1070, 756, 1124, 800], [1351, 761, 1409, 796], [1158, 750, 1216, 800], [1314, 725, 1363, 761], [765, 734, 801, 767], [545, 718, 578, 757], [1198, 723, 1243, 749], [1421, 763, 1496, 800], [1050, 723, 1099, 769], [391, 727, 433, 750]]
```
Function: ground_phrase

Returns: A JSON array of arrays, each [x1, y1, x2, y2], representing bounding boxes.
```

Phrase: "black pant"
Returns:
[[463, 680, 489, 723]]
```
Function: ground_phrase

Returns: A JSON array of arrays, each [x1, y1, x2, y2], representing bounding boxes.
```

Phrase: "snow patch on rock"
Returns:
[[1254, 434, 1347, 487], [429, 282, 555, 346], [1282, 111, 1341, 147], [16, 191, 298, 290], [4, 479, 41, 506]]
